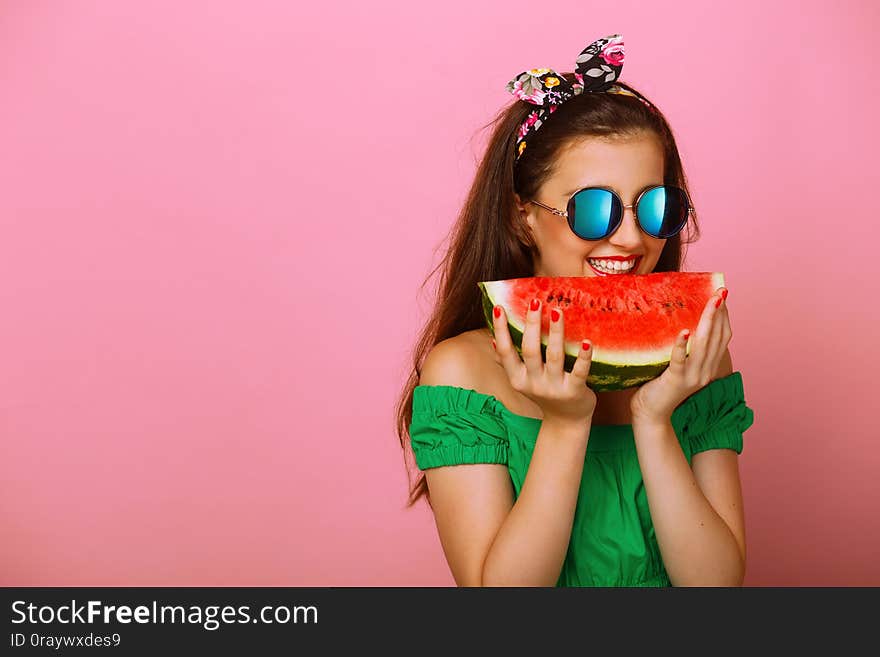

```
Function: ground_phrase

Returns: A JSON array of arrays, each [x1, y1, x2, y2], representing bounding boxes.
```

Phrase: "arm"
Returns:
[[420, 339, 590, 587], [630, 349, 747, 586], [481, 416, 589, 586]]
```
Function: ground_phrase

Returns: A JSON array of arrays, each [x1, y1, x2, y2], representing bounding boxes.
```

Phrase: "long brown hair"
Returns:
[[396, 75, 702, 509]]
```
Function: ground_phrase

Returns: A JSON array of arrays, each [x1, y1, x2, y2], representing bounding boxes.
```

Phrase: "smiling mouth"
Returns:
[[587, 256, 642, 276]]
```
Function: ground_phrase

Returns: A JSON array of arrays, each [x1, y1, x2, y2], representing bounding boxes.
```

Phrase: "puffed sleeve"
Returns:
[[675, 372, 756, 455], [409, 385, 510, 470]]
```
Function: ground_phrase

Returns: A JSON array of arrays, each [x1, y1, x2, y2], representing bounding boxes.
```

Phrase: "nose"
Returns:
[[608, 203, 643, 246]]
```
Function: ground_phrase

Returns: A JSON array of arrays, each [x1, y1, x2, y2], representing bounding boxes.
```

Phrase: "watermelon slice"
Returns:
[[478, 272, 725, 391]]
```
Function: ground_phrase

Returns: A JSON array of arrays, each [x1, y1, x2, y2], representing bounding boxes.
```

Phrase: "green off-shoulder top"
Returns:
[[409, 371, 755, 587]]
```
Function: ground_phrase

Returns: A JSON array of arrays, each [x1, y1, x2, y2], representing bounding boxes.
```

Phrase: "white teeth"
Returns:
[[588, 258, 637, 273]]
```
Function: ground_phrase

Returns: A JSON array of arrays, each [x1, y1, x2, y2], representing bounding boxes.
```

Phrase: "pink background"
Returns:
[[1, 1, 878, 586]]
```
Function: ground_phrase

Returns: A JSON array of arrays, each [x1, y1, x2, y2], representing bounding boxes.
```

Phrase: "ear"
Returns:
[[513, 193, 536, 230], [512, 193, 537, 248]]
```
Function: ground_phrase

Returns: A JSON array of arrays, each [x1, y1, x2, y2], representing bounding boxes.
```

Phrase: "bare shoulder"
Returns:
[[420, 328, 542, 420], [419, 328, 499, 391]]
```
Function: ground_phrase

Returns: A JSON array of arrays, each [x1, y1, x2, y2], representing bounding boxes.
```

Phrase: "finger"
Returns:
[[707, 291, 733, 378], [702, 294, 727, 381], [690, 287, 725, 369], [520, 298, 544, 380], [492, 304, 526, 384], [544, 306, 565, 385], [721, 299, 733, 346], [567, 338, 593, 385], [668, 328, 690, 375]]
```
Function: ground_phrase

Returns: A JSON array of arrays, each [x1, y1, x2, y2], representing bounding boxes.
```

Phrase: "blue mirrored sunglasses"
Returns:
[[528, 184, 693, 241]]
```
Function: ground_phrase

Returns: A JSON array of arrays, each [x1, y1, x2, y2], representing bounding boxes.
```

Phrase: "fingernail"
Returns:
[[582, 340, 590, 351], [721, 289, 729, 301], [492, 339, 496, 350], [683, 330, 690, 341], [551, 309, 560, 322], [530, 298, 540, 312], [493, 306, 501, 319], [715, 297, 722, 308]]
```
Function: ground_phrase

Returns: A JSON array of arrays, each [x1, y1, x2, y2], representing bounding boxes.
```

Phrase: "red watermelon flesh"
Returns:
[[478, 272, 725, 391]]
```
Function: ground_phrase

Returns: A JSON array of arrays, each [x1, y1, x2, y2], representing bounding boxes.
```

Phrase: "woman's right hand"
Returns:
[[492, 298, 597, 425]]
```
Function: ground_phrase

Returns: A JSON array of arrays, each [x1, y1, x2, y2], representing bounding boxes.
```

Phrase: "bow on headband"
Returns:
[[506, 34, 653, 161]]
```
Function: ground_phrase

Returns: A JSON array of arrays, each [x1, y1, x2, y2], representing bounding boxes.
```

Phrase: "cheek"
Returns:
[[645, 239, 667, 268], [542, 219, 584, 253]]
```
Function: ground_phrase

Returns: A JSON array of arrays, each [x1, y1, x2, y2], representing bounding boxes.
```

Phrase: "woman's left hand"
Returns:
[[630, 286, 731, 425]]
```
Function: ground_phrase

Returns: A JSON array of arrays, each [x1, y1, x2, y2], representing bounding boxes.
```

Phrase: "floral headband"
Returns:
[[506, 34, 654, 162]]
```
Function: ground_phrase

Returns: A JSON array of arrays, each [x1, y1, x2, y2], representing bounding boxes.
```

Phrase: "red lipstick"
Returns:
[[588, 255, 640, 261]]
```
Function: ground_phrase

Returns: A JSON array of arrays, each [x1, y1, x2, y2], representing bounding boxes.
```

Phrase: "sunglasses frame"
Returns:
[[528, 184, 694, 241]]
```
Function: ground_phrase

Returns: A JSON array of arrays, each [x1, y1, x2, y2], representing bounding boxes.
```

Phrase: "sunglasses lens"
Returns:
[[638, 186, 689, 238], [569, 188, 621, 240]]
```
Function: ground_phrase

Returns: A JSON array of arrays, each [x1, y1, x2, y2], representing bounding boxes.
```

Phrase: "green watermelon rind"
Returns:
[[477, 273, 724, 392]]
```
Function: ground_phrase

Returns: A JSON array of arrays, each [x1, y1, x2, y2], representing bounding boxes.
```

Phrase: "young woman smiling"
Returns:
[[396, 35, 755, 587]]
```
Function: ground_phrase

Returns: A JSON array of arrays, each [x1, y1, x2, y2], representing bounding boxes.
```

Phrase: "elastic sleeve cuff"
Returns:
[[413, 443, 509, 470], [689, 425, 746, 455]]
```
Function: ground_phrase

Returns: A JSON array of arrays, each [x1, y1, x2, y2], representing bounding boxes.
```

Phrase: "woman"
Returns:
[[396, 35, 755, 587]]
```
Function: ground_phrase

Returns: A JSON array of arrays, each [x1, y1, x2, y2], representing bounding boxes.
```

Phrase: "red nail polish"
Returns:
[[492, 340, 496, 350], [493, 306, 501, 319], [582, 340, 591, 351], [715, 297, 722, 308], [530, 298, 540, 312], [551, 309, 559, 322], [721, 289, 729, 301], [683, 330, 690, 341]]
